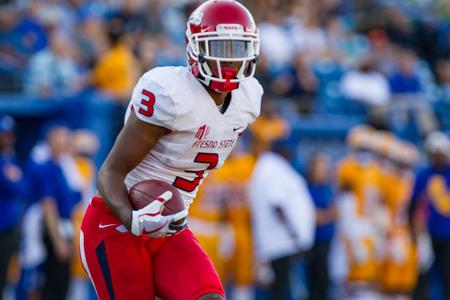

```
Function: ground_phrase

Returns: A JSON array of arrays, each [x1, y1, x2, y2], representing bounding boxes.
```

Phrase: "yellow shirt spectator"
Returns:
[[93, 43, 138, 101]]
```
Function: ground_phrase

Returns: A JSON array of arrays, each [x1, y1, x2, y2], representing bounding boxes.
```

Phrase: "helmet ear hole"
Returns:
[[243, 61, 254, 77], [243, 62, 251, 76]]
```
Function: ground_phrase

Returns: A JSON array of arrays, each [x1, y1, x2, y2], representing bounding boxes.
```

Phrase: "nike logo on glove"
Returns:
[[99, 223, 118, 229], [233, 127, 243, 132], [142, 220, 169, 235]]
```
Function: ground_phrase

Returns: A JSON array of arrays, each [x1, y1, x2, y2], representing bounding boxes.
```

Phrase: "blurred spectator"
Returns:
[[222, 150, 257, 300], [188, 162, 230, 284], [389, 48, 422, 95], [288, 3, 327, 60], [377, 139, 419, 296], [306, 152, 336, 300], [366, 29, 397, 75], [36, 123, 82, 300], [341, 58, 390, 107], [142, 0, 164, 34], [151, 34, 185, 67], [189, 147, 257, 300], [68, 129, 99, 300], [71, 129, 99, 201], [24, 30, 86, 98], [0, 116, 26, 298], [388, 48, 438, 139], [17, 139, 51, 300], [258, 10, 295, 69], [254, 54, 276, 98], [28, 0, 76, 34], [273, 52, 318, 112], [249, 112, 315, 300], [383, 6, 415, 49], [93, 18, 139, 103], [109, 0, 147, 35], [436, 59, 450, 100], [341, 57, 391, 126], [0, 6, 47, 92], [334, 125, 382, 298], [409, 131, 450, 300], [324, 16, 370, 67], [136, 35, 158, 72], [75, 15, 108, 69]]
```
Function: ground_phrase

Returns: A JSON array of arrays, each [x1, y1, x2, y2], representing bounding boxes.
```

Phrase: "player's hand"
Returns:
[[54, 238, 72, 262], [131, 191, 188, 237], [351, 239, 368, 264]]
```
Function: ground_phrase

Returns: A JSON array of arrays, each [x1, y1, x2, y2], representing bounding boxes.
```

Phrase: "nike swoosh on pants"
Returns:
[[99, 224, 118, 229]]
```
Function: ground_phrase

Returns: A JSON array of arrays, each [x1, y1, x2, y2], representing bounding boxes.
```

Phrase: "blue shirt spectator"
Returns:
[[0, 116, 26, 232], [306, 153, 336, 243], [37, 158, 80, 219], [30, 123, 81, 220], [0, 9, 47, 64], [409, 131, 450, 300], [389, 48, 422, 94], [389, 72, 421, 94], [305, 152, 336, 300], [0, 155, 27, 232], [0, 115, 27, 298], [0, 8, 47, 91], [308, 183, 335, 242], [411, 164, 450, 239], [24, 30, 85, 98]]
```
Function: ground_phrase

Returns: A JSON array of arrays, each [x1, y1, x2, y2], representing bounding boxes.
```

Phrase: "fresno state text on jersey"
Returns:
[[124, 66, 263, 207]]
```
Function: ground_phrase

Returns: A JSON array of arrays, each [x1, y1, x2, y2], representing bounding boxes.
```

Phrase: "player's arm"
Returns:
[[273, 205, 302, 247], [97, 112, 168, 230], [315, 205, 337, 225], [42, 196, 71, 260], [408, 171, 427, 243]]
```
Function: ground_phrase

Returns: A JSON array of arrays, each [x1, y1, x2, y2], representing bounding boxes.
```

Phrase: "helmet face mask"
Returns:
[[186, 0, 260, 93]]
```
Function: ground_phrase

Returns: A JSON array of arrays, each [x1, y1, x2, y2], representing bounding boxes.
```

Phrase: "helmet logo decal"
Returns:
[[188, 11, 203, 26]]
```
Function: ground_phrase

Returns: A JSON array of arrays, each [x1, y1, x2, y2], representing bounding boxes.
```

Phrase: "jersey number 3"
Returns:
[[138, 89, 155, 117], [173, 153, 219, 192]]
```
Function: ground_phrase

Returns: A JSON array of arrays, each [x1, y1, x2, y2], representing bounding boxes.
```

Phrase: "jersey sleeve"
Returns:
[[130, 75, 177, 130]]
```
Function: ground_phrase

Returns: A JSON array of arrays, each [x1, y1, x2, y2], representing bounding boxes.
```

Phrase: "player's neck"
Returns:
[[205, 87, 229, 107]]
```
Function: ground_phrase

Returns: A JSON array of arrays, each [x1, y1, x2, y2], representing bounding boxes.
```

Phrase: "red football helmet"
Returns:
[[186, 0, 260, 93]]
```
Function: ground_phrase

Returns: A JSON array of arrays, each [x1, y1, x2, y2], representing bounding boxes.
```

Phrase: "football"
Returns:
[[129, 179, 186, 219]]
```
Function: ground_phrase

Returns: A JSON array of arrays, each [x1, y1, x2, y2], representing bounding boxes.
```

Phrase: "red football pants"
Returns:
[[80, 196, 224, 300]]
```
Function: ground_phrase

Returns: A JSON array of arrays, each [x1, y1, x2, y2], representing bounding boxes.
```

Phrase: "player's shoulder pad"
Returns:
[[237, 77, 264, 122], [131, 67, 189, 130]]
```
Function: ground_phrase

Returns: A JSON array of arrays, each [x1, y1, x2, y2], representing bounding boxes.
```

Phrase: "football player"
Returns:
[[79, 1, 262, 300], [378, 140, 419, 296], [335, 126, 382, 296]]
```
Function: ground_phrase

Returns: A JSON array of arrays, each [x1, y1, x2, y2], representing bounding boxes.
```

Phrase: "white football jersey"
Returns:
[[124, 66, 263, 207]]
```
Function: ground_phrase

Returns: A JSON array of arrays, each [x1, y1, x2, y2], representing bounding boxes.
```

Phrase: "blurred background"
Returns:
[[0, 0, 449, 299]]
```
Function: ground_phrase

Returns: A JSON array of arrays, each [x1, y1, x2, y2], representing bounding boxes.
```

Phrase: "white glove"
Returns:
[[131, 191, 188, 237]]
